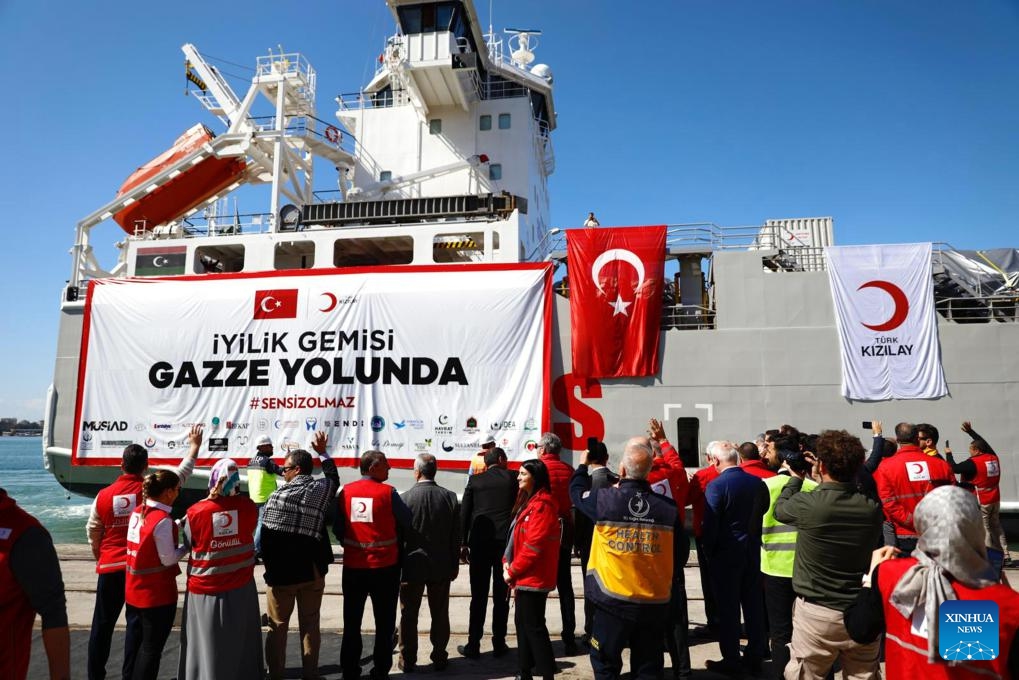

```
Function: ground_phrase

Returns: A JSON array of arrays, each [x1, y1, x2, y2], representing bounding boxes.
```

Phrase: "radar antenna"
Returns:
[[505, 28, 541, 68]]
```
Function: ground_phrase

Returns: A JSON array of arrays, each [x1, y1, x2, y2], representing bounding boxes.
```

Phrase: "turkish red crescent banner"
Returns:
[[566, 225, 667, 378]]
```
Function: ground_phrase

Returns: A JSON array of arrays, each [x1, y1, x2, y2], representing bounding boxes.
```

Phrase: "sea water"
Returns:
[[3, 437, 92, 543]]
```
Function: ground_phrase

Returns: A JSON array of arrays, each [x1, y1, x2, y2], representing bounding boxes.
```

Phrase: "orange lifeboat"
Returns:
[[113, 123, 246, 234]]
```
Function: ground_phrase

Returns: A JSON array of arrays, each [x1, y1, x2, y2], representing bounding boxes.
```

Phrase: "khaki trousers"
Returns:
[[980, 502, 1009, 557], [265, 573, 326, 680], [785, 597, 881, 680]]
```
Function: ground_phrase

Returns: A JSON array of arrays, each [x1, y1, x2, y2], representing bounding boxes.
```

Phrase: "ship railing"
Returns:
[[248, 115, 357, 156], [936, 294, 1019, 323], [337, 89, 413, 111]]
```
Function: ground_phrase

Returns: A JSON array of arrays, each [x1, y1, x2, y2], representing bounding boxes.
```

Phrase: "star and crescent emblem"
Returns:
[[590, 248, 649, 316]]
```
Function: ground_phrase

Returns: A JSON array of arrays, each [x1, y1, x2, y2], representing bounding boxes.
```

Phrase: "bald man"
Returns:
[[570, 437, 686, 679]]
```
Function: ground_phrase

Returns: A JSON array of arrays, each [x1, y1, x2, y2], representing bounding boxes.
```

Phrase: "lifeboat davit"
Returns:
[[113, 123, 246, 234]]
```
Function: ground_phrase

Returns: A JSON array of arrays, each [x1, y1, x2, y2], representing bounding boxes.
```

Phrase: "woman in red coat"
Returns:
[[503, 459, 560, 680]]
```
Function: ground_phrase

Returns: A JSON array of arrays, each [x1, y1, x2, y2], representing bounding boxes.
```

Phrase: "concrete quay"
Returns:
[[33, 544, 745, 679]]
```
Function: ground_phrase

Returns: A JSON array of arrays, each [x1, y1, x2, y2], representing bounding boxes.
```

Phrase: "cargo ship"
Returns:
[[43, 0, 1019, 508]]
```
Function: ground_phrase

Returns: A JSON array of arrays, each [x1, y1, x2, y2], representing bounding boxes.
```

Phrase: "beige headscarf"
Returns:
[[889, 485, 998, 663]]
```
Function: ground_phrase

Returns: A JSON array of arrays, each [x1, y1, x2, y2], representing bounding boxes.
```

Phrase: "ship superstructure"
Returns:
[[44, 0, 1019, 510]]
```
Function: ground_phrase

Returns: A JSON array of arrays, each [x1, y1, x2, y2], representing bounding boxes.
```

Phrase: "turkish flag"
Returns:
[[566, 226, 666, 378], [253, 289, 299, 319]]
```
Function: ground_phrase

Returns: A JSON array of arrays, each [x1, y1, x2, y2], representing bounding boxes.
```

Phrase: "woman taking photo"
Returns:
[[503, 459, 559, 680], [177, 458, 263, 679], [124, 469, 190, 680]]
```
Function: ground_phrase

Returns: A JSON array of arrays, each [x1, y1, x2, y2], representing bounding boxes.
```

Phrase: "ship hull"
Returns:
[[44, 250, 1019, 506]]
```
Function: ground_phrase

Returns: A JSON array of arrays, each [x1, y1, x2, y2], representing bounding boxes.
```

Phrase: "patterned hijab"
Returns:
[[209, 458, 241, 497], [889, 485, 998, 662]]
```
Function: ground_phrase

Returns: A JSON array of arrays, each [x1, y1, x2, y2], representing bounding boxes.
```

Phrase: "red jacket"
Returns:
[[186, 495, 257, 595], [339, 478, 399, 569], [504, 489, 560, 592], [540, 452, 575, 523], [970, 453, 1001, 505], [878, 556, 1019, 679], [94, 474, 144, 574], [740, 459, 777, 480], [125, 506, 181, 608], [648, 440, 689, 525], [686, 465, 720, 538], [0, 490, 42, 680], [874, 445, 956, 538]]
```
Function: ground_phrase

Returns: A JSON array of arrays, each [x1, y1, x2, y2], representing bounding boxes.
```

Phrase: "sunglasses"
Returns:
[[282, 465, 298, 472]]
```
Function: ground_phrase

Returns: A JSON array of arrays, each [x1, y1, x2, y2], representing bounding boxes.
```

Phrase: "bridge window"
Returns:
[[433, 231, 484, 263], [498, 113, 511, 129], [488, 163, 502, 180], [397, 2, 460, 34], [194, 244, 244, 274], [334, 236, 414, 267], [379, 170, 392, 182], [274, 240, 315, 270], [429, 119, 442, 134], [479, 114, 492, 131]]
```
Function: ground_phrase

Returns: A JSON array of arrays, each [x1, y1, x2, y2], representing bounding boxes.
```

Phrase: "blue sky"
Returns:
[[1, 0, 1017, 419]]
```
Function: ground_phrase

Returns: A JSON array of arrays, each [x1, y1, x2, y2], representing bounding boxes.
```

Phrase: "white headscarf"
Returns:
[[889, 485, 998, 663], [209, 458, 241, 497]]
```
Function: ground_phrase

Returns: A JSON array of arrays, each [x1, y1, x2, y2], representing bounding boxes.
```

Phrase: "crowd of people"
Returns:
[[0, 418, 1015, 680]]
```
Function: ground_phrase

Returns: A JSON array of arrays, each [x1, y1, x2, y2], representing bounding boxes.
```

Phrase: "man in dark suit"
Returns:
[[398, 454, 461, 672], [702, 440, 770, 677], [457, 447, 517, 659]]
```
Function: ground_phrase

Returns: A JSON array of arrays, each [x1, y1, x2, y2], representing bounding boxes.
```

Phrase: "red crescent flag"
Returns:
[[566, 225, 666, 378], [253, 289, 299, 319]]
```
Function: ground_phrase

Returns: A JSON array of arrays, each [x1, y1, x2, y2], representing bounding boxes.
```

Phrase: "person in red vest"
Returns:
[[124, 466, 193, 680], [177, 457, 261, 679], [648, 417, 693, 678], [335, 449, 413, 680], [946, 421, 1010, 566], [685, 442, 720, 639], [846, 484, 1019, 678], [739, 441, 777, 480], [86, 426, 201, 680], [0, 488, 69, 680], [873, 422, 955, 554], [537, 431, 578, 655], [503, 458, 560, 680]]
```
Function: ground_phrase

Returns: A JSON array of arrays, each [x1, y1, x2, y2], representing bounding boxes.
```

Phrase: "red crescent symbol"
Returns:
[[116, 497, 130, 510], [319, 292, 337, 313], [858, 280, 909, 332], [217, 512, 234, 528], [356, 501, 367, 513], [908, 462, 924, 475]]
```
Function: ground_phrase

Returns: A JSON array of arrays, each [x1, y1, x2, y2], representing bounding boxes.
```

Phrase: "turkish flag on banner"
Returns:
[[566, 225, 667, 378], [253, 289, 299, 319]]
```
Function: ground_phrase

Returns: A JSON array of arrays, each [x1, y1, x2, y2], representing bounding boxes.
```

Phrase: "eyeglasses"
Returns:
[[281, 465, 297, 473]]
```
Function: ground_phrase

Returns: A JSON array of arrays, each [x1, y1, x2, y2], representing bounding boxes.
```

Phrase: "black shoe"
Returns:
[[562, 638, 579, 655], [690, 624, 718, 641], [705, 659, 746, 677], [397, 658, 415, 673], [492, 642, 510, 658], [579, 634, 591, 648], [457, 644, 480, 660], [739, 644, 770, 661], [432, 659, 448, 671]]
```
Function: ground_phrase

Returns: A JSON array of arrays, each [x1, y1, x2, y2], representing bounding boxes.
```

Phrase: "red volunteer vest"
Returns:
[[0, 491, 43, 680], [878, 556, 1019, 680], [125, 505, 180, 608], [94, 474, 144, 573], [879, 446, 956, 538], [970, 453, 1001, 506], [340, 479, 398, 569], [185, 495, 257, 595]]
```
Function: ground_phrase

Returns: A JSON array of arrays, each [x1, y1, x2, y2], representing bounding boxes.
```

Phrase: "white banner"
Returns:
[[825, 243, 946, 400], [74, 264, 552, 467]]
